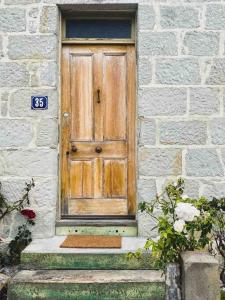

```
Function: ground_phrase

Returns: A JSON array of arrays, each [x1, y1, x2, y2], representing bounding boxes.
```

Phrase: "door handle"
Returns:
[[95, 146, 102, 153], [97, 89, 101, 103], [71, 145, 77, 152]]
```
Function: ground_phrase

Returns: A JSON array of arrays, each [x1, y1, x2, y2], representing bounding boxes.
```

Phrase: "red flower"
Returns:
[[20, 209, 36, 219]]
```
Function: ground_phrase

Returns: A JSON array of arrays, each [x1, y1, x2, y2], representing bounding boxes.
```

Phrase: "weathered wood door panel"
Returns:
[[61, 45, 136, 218]]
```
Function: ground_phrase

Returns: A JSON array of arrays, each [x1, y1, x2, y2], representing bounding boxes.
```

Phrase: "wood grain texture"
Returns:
[[103, 53, 126, 140], [69, 141, 127, 158], [69, 199, 128, 215], [104, 159, 127, 198], [61, 46, 70, 215], [61, 45, 136, 217], [126, 46, 136, 215], [71, 54, 93, 141]]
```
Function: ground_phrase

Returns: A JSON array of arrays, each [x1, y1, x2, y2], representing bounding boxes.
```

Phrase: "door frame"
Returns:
[[58, 13, 137, 223]]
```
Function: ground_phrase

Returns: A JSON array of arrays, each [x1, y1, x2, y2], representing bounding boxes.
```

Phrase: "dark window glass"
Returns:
[[66, 19, 132, 39]]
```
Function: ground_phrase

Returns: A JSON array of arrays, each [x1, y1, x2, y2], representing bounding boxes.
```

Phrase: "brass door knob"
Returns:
[[71, 145, 77, 152], [95, 146, 102, 153]]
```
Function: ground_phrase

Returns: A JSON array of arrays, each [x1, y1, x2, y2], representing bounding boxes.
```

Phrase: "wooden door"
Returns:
[[61, 45, 136, 218]]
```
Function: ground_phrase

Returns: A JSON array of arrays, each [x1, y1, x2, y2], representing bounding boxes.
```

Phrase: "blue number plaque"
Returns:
[[31, 96, 48, 110]]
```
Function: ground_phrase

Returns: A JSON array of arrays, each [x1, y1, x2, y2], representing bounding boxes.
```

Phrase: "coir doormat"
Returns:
[[60, 235, 122, 248]]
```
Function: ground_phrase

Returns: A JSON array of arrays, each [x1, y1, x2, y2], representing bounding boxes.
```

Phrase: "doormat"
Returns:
[[60, 235, 122, 248]]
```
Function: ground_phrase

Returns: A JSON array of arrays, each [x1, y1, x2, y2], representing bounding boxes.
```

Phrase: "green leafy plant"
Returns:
[[0, 179, 35, 221], [0, 179, 36, 264], [207, 198, 225, 286], [129, 178, 224, 275], [8, 210, 36, 264]]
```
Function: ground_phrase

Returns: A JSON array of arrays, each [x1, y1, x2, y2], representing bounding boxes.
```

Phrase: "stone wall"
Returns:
[[137, 0, 225, 236], [0, 0, 59, 238], [0, 0, 225, 238]]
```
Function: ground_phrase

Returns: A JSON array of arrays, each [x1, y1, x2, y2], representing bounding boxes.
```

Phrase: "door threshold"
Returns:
[[56, 218, 137, 227], [55, 219, 137, 237]]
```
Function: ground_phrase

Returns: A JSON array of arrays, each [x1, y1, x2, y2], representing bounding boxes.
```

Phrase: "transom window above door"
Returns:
[[62, 16, 135, 43]]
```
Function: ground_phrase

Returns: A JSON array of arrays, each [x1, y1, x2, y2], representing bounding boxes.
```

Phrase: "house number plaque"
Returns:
[[31, 96, 48, 110]]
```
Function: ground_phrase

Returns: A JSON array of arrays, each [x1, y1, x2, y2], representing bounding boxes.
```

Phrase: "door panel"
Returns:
[[70, 160, 93, 198], [71, 54, 94, 141], [103, 54, 127, 141], [61, 45, 136, 218], [70, 160, 83, 198], [104, 159, 127, 198], [68, 199, 128, 215]]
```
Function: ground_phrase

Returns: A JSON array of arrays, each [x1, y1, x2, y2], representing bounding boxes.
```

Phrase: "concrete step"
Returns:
[[8, 269, 165, 300], [21, 236, 156, 270]]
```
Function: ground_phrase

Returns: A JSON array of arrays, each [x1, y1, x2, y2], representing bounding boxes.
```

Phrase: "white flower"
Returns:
[[182, 194, 189, 200], [173, 182, 178, 187], [152, 236, 160, 243], [173, 219, 185, 233], [175, 202, 200, 222]]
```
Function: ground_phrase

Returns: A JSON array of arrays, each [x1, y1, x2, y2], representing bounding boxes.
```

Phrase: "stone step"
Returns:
[[8, 269, 165, 300], [21, 236, 156, 270]]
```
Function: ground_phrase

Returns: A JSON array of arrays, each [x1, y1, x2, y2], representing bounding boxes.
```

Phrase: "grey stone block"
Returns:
[[39, 61, 57, 87], [0, 8, 26, 32], [138, 57, 152, 85], [39, 6, 59, 33], [210, 118, 225, 145], [5, 0, 40, 4], [183, 31, 219, 56], [0, 119, 33, 147], [10, 89, 58, 118], [181, 252, 220, 300], [190, 87, 220, 115], [183, 179, 200, 198], [160, 6, 199, 29], [8, 35, 57, 59], [139, 88, 186, 117], [138, 4, 155, 30], [31, 208, 56, 238], [156, 59, 200, 85], [160, 120, 207, 145], [0, 63, 29, 87], [206, 4, 225, 29], [1, 92, 8, 103], [0, 177, 57, 215], [0, 93, 8, 117], [29, 7, 39, 18], [206, 59, 225, 84], [1, 102, 7, 117], [202, 181, 225, 199], [36, 118, 58, 146], [0, 179, 29, 203], [138, 178, 157, 202], [139, 119, 156, 145], [139, 148, 182, 176], [165, 263, 181, 300], [186, 149, 224, 177], [30, 177, 57, 209], [28, 19, 39, 34], [221, 149, 225, 172], [138, 32, 177, 56], [0, 36, 3, 57], [0, 149, 57, 176], [184, 0, 221, 2], [137, 211, 157, 237]]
